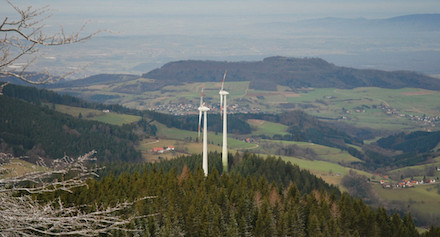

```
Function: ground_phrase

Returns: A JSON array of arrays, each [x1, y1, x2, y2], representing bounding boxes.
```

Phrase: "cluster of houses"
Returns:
[[152, 146, 175, 154], [381, 178, 437, 189], [148, 102, 261, 115], [379, 103, 439, 127], [149, 103, 199, 116]]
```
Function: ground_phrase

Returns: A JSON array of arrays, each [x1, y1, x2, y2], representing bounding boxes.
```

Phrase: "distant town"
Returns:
[[339, 103, 440, 128], [148, 103, 262, 115]]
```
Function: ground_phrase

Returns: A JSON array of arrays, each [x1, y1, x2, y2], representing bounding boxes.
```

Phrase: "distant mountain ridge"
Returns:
[[142, 56, 440, 91], [300, 14, 440, 31]]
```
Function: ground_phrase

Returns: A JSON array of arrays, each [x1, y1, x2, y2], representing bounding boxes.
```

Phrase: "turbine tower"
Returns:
[[198, 88, 210, 176], [219, 71, 229, 173]]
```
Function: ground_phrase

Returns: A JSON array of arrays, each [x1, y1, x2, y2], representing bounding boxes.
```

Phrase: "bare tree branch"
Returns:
[[0, 151, 156, 236], [0, 0, 100, 84]]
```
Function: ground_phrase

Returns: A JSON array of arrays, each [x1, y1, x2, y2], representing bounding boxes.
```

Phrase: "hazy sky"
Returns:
[[7, 0, 438, 17], [3, 0, 440, 36], [2, 0, 440, 75]]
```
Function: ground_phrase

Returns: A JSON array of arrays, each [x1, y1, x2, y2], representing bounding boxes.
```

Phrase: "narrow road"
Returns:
[[144, 140, 160, 145]]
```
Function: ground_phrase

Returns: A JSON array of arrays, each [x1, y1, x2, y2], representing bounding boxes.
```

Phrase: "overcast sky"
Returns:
[[6, 0, 438, 17], [3, 0, 440, 36], [2, 0, 440, 75]]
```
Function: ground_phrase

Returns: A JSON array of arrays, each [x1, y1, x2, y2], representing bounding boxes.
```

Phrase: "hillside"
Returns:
[[376, 131, 440, 153], [0, 95, 142, 163], [142, 56, 440, 91]]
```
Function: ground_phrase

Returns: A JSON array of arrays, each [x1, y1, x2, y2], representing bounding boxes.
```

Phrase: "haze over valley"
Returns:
[[2, 1, 440, 77]]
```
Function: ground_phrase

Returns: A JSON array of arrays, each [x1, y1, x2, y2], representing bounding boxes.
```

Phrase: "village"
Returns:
[[338, 103, 440, 128], [378, 103, 440, 128], [378, 167, 440, 189], [380, 177, 437, 189], [148, 102, 261, 115]]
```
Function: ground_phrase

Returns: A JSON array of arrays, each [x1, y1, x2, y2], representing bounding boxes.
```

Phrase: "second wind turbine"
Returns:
[[219, 71, 229, 173], [198, 88, 210, 176]]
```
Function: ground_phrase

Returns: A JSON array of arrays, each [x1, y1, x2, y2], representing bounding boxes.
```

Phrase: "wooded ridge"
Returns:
[[142, 56, 440, 91]]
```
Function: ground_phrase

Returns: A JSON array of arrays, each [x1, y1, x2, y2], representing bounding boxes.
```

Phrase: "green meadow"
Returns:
[[285, 87, 440, 130], [254, 139, 362, 164], [248, 119, 290, 137], [51, 104, 141, 126], [372, 183, 440, 220]]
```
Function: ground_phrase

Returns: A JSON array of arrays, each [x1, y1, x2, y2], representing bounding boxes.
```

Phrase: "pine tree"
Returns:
[[307, 213, 323, 237], [254, 201, 275, 237]]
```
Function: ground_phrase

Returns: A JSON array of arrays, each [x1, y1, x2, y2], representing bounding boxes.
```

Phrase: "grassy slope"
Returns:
[[248, 119, 290, 136], [0, 159, 49, 179], [51, 104, 141, 126], [257, 139, 362, 164], [372, 183, 440, 219], [286, 87, 440, 130]]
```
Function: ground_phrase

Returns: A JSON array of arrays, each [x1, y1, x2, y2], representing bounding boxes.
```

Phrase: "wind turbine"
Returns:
[[198, 88, 210, 176], [219, 71, 229, 173]]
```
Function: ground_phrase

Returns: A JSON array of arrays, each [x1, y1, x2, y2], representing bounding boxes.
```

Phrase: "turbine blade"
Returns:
[[221, 70, 227, 91], [198, 110, 202, 138], [220, 95, 223, 119], [200, 88, 204, 106]]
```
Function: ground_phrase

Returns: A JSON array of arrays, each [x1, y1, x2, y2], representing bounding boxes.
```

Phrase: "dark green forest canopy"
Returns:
[[36, 154, 439, 236], [99, 153, 341, 196], [2, 83, 142, 116], [0, 95, 141, 162], [376, 131, 440, 153]]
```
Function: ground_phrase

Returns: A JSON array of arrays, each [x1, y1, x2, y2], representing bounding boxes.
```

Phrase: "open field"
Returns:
[[0, 159, 49, 179], [372, 183, 440, 222], [285, 87, 440, 131], [255, 139, 362, 164], [248, 119, 289, 136], [51, 104, 141, 126], [387, 156, 440, 179]]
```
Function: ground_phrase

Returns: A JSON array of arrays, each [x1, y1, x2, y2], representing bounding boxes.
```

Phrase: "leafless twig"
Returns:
[[0, 151, 156, 236], [0, 0, 100, 84]]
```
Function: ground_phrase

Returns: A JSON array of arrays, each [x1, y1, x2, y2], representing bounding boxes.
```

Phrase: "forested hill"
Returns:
[[47, 154, 440, 236], [0, 95, 142, 162], [376, 130, 440, 153], [142, 56, 440, 91]]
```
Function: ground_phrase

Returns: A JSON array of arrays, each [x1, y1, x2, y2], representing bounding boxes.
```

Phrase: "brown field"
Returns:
[[283, 92, 301, 97], [86, 84, 110, 90], [401, 90, 436, 96], [246, 91, 300, 97], [248, 119, 266, 125]]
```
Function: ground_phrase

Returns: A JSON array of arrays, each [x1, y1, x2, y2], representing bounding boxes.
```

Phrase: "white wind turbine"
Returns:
[[198, 88, 210, 176], [219, 70, 229, 173]]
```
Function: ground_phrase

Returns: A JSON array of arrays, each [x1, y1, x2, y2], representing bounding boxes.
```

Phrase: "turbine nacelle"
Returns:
[[219, 90, 229, 96], [198, 106, 210, 112]]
